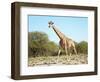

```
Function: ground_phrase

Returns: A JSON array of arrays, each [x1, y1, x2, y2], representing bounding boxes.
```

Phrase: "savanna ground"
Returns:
[[28, 54, 88, 66]]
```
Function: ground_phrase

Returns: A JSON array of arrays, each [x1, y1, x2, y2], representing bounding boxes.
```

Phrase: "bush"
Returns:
[[28, 31, 59, 57], [76, 41, 88, 54]]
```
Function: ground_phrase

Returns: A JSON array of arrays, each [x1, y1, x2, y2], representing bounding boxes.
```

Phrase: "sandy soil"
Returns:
[[28, 54, 88, 66]]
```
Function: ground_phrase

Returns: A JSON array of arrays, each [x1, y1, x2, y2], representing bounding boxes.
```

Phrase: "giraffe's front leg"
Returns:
[[57, 49, 61, 64]]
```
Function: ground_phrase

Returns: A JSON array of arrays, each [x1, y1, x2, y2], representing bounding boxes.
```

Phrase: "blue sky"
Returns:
[[28, 15, 88, 44]]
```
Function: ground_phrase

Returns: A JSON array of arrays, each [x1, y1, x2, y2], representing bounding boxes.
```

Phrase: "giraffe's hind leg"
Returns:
[[65, 46, 68, 55], [68, 48, 71, 56], [73, 47, 77, 55]]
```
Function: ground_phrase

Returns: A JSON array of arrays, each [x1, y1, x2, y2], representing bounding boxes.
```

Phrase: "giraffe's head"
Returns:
[[48, 21, 54, 28]]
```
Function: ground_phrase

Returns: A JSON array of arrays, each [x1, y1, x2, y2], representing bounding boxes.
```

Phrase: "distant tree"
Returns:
[[76, 41, 88, 54]]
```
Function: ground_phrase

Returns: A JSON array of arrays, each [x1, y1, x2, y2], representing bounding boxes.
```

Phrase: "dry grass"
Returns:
[[28, 54, 88, 66]]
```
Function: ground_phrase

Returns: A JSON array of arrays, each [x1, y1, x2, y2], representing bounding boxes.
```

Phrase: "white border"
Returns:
[[20, 7, 95, 75]]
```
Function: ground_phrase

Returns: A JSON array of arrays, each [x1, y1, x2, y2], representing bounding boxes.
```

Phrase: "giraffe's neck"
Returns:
[[52, 25, 66, 40]]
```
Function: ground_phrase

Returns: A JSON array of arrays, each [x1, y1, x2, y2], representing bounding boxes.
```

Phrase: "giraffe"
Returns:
[[48, 21, 77, 60]]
